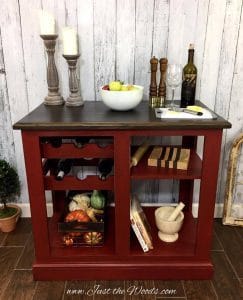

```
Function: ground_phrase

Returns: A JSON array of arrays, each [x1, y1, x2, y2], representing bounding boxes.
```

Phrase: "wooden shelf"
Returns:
[[41, 143, 114, 159], [130, 207, 197, 258], [131, 147, 202, 179], [44, 175, 114, 190]]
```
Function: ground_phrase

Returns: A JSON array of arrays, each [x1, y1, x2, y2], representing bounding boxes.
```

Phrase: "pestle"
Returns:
[[167, 202, 185, 221]]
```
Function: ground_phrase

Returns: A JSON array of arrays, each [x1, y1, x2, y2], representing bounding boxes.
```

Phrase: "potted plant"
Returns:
[[0, 159, 21, 232]]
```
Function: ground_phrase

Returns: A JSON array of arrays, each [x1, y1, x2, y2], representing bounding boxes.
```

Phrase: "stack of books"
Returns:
[[130, 195, 153, 252]]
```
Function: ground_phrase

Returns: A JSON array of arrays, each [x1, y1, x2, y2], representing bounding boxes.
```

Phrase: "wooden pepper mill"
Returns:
[[158, 58, 168, 98], [149, 56, 159, 107], [150, 56, 159, 97]]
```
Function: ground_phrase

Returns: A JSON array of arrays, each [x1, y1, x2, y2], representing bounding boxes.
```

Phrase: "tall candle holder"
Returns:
[[63, 54, 83, 106], [40, 35, 64, 105]]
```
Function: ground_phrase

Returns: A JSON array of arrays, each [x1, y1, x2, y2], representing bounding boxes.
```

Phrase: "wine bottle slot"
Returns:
[[98, 158, 114, 181], [55, 159, 74, 181], [73, 137, 91, 148]]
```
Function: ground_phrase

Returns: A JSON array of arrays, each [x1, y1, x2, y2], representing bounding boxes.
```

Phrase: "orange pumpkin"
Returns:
[[69, 232, 82, 237], [65, 209, 90, 223], [63, 235, 74, 246]]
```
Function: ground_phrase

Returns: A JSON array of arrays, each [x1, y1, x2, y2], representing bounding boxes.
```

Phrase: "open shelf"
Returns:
[[131, 147, 202, 179], [130, 207, 197, 258], [48, 207, 115, 259], [41, 143, 114, 159], [44, 175, 114, 190]]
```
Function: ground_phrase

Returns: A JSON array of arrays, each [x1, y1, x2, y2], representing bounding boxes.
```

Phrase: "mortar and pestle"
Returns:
[[155, 202, 185, 242]]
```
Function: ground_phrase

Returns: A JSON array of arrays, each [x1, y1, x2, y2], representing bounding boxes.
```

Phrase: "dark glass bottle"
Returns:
[[55, 159, 74, 181], [41, 137, 62, 148], [97, 158, 113, 181], [180, 44, 197, 108], [73, 137, 90, 148]]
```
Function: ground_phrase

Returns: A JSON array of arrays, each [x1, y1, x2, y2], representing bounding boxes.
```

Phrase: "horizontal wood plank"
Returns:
[[1, 270, 36, 300]]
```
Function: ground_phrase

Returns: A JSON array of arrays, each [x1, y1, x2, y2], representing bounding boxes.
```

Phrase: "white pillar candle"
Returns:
[[62, 27, 78, 55], [39, 10, 56, 35]]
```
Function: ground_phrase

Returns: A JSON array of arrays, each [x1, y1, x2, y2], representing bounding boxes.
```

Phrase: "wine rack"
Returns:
[[14, 101, 231, 280]]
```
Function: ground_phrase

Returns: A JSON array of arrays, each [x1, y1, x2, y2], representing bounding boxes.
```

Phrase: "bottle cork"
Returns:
[[150, 56, 159, 97], [167, 202, 185, 222]]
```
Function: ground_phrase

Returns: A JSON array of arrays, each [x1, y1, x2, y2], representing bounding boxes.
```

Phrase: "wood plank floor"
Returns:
[[0, 218, 242, 300]]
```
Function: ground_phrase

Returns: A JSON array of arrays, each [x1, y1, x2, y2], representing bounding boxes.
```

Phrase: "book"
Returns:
[[148, 146, 190, 170], [130, 195, 153, 251], [130, 218, 149, 252]]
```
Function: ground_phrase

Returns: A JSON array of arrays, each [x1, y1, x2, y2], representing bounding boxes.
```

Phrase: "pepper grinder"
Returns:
[[149, 56, 159, 97], [158, 58, 168, 107], [149, 56, 159, 107]]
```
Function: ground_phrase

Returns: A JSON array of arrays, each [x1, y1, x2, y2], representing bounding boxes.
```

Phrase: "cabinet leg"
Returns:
[[196, 130, 223, 259], [22, 132, 50, 260]]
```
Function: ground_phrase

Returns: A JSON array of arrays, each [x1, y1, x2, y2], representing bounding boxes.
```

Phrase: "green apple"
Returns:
[[121, 85, 129, 91], [109, 81, 122, 91]]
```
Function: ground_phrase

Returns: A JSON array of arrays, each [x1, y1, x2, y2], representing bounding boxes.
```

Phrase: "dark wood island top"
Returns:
[[13, 101, 231, 130]]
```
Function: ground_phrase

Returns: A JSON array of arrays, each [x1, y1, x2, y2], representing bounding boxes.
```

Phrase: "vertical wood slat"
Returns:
[[194, 0, 210, 100], [22, 131, 50, 260], [214, 0, 242, 119], [19, 0, 46, 111], [200, 0, 227, 109], [114, 133, 130, 256], [0, 29, 16, 163], [196, 130, 223, 259], [116, 0, 135, 84], [152, 0, 170, 58], [167, 0, 199, 100], [134, 0, 154, 100], [218, 2, 243, 204], [78, 0, 95, 100], [0, 0, 29, 203], [93, 0, 116, 100]]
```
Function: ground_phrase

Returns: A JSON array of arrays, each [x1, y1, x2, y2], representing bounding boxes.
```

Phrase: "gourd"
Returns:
[[83, 232, 103, 245], [63, 235, 74, 246], [68, 193, 91, 212], [65, 209, 90, 222], [90, 190, 105, 209]]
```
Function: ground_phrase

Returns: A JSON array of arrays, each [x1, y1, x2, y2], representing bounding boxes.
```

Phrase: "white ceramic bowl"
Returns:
[[100, 85, 144, 111]]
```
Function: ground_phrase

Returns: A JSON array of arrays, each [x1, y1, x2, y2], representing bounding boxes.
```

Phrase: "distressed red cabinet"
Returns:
[[13, 101, 231, 280]]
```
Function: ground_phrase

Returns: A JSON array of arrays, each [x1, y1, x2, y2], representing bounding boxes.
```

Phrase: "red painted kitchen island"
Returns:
[[13, 101, 231, 280]]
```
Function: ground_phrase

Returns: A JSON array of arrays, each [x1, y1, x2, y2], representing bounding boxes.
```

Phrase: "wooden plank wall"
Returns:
[[0, 0, 242, 205]]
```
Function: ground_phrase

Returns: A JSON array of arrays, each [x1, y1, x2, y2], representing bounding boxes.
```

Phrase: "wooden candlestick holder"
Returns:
[[40, 35, 64, 106], [63, 54, 83, 106]]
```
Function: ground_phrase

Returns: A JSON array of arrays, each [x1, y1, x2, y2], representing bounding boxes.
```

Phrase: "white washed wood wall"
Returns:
[[0, 0, 243, 206]]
